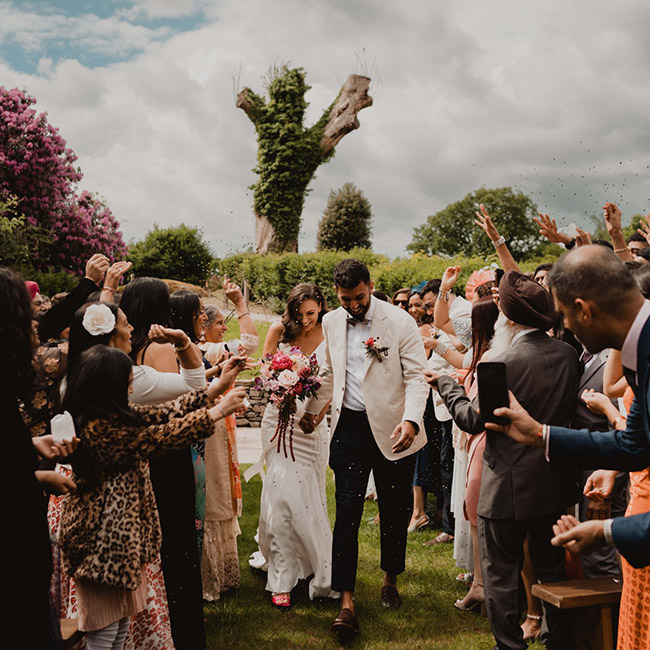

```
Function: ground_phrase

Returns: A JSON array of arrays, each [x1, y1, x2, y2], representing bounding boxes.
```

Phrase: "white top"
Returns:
[[200, 333, 259, 367], [342, 297, 376, 411], [130, 364, 207, 405]]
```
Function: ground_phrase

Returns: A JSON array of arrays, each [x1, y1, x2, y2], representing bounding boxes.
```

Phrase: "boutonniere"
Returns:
[[364, 337, 389, 363]]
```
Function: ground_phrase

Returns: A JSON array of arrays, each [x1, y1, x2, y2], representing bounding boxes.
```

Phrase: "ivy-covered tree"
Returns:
[[237, 65, 373, 254], [317, 182, 372, 251], [408, 187, 544, 260], [128, 224, 213, 286], [0, 87, 126, 274]]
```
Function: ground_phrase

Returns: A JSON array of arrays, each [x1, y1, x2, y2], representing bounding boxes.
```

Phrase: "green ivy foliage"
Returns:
[[240, 66, 336, 251], [128, 224, 213, 286], [317, 182, 372, 251]]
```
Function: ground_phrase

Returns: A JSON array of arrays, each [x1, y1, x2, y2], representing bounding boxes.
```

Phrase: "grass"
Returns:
[[204, 465, 546, 649]]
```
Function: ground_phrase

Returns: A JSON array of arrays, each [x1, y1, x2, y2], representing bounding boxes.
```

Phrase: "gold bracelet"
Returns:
[[217, 404, 227, 420], [174, 339, 191, 352], [236, 312, 250, 319], [614, 247, 628, 254]]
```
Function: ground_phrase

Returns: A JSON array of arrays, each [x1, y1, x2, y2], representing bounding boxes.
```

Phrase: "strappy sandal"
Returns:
[[271, 593, 291, 608]]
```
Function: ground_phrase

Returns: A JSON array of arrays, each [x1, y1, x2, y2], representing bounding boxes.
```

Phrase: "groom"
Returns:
[[300, 259, 429, 637]]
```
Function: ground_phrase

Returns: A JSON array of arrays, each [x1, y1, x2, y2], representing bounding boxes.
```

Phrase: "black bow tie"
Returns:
[[347, 316, 369, 326]]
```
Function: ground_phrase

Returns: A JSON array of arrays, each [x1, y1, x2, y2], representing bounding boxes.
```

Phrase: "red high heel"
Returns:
[[271, 593, 291, 608]]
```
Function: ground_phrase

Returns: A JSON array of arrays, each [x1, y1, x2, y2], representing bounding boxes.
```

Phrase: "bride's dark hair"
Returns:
[[280, 284, 327, 343]]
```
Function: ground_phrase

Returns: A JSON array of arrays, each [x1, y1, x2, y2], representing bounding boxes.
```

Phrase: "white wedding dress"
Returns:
[[248, 342, 338, 599]]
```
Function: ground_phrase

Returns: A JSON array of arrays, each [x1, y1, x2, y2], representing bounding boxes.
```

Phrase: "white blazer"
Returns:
[[305, 298, 429, 460]]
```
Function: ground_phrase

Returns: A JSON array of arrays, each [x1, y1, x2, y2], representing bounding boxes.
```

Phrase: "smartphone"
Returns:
[[477, 362, 509, 425]]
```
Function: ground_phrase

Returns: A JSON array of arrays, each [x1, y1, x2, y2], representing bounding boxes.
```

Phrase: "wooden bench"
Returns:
[[60, 618, 86, 650], [532, 577, 622, 650]]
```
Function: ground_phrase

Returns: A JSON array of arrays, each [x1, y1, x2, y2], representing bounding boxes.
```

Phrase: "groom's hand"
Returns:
[[299, 412, 317, 434], [391, 421, 416, 453]]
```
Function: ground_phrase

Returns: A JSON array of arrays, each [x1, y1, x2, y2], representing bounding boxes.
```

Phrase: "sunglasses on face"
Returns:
[[395, 300, 408, 306]]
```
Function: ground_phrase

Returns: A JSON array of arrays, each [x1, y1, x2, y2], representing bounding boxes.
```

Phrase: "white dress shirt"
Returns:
[[342, 297, 376, 411]]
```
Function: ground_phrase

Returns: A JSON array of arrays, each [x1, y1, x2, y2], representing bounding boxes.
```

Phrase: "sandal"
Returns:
[[408, 514, 430, 533], [271, 593, 291, 608], [423, 532, 454, 546]]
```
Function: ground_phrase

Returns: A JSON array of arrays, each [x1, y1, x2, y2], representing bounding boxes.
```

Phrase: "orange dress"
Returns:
[[618, 388, 650, 650]]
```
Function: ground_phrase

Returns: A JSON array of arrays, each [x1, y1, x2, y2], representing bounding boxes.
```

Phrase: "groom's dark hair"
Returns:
[[333, 259, 371, 289]]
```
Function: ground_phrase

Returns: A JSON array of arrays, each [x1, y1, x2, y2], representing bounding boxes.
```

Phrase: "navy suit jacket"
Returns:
[[549, 315, 650, 569]]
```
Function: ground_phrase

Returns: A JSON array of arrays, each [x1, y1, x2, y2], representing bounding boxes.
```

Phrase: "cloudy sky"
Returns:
[[1, 0, 649, 257]]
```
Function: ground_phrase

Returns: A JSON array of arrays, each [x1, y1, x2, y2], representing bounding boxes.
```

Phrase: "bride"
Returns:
[[249, 283, 338, 607]]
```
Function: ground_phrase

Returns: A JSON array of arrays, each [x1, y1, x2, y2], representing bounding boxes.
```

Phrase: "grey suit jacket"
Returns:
[[438, 330, 581, 520], [572, 350, 611, 431]]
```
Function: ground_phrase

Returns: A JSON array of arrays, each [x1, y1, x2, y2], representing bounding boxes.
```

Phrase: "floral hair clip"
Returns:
[[364, 337, 389, 363], [82, 303, 116, 336]]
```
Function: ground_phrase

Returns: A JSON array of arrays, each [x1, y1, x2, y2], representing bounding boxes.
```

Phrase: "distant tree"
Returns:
[[408, 187, 543, 260], [317, 183, 372, 251], [237, 65, 373, 253], [128, 224, 213, 286], [0, 87, 126, 273]]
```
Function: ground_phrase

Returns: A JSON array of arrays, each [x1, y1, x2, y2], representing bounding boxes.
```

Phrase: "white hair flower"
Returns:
[[82, 303, 116, 336]]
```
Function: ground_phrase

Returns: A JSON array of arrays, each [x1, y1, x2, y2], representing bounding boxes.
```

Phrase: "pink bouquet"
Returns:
[[254, 347, 322, 461]]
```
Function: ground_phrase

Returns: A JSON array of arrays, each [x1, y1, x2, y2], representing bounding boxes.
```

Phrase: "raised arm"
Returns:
[[224, 276, 259, 347], [100, 260, 132, 303], [603, 202, 634, 262], [602, 349, 628, 398], [474, 203, 521, 273], [262, 321, 284, 357], [433, 266, 460, 335]]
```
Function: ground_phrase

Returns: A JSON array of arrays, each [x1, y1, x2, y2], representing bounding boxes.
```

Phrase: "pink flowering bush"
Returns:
[[0, 87, 126, 274]]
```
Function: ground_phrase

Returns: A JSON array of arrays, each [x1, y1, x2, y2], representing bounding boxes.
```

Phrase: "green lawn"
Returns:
[[204, 465, 544, 649]]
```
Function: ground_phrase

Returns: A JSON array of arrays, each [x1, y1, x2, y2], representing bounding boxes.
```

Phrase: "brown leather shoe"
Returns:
[[380, 584, 402, 609], [330, 607, 359, 638]]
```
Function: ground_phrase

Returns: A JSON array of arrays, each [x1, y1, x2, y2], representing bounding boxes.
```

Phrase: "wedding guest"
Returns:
[[492, 247, 650, 569], [300, 259, 429, 639], [0, 266, 69, 649], [120, 277, 207, 650], [426, 271, 580, 650], [627, 231, 648, 255], [249, 283, 337, 607], [59, 345, 246, 650], [533, 263, 553, 287], [392, 287, 411, 310]]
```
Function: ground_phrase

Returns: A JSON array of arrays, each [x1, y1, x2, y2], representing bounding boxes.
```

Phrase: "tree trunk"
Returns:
[[319, 75, 373, 156], [255, 212, 298, 254]]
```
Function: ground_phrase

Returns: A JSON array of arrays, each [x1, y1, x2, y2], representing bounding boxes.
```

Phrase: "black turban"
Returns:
[[498, 270, 555, 330]]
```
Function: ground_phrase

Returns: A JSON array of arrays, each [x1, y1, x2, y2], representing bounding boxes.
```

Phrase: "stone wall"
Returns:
[[234, 378, 266, 427]]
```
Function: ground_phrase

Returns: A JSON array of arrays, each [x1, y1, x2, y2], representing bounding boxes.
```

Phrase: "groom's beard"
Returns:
[[488, 313, 518, 359], [344, 301, 371, 320]]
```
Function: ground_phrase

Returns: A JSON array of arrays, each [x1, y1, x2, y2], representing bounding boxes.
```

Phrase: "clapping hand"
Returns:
[[551, 514, 606, 554], [84, 254, 111, 286], [148, 324, 190, 347], [33, 434, 79, 461], [484, 391, 545, 448], [441, 266, 461, 292], [103, 261, 132, 292], [533, 213, 572, 245], [603, 202, 623, 233], [474, 204, 500, 241], [575, 227, 592, 247], [223, 276, 245, 305]]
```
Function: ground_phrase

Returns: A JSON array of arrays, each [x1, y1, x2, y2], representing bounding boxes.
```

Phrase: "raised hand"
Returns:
[[148, 324, 190, 347], [223, 276, 245, 306], [637, 213, 650, 245], [551, 514, 606, 554], [533, 213, 572, 245], [474, 203, 501, 241], [440, 266, 461, 293], [84, 253, 110, 285], [575, 227, 592, 247], [602, 202, 622, 233], [103, 261, 132, 292], [484, 391, 545, 448]]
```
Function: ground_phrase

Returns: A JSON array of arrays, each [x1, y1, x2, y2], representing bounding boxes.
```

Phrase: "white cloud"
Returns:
[[2, 0, 650, 261]]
